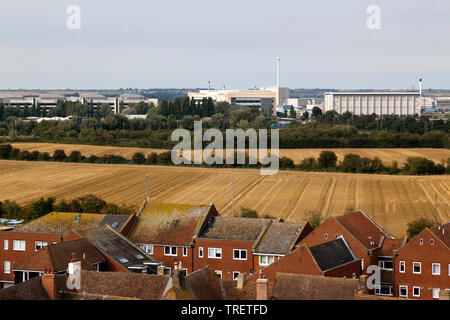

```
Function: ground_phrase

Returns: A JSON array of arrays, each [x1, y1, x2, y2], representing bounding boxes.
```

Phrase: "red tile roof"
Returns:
[[336, 210, 391, 249], [430, 222, 450, 248]]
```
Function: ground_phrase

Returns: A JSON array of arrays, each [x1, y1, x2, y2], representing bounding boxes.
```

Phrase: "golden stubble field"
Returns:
[[10, 142, 450, 165], [0, 160, 448, 237]]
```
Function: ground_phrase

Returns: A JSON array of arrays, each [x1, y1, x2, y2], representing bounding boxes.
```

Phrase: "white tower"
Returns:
[[419, 78, 423, 96], [274, 58, 280, 107]]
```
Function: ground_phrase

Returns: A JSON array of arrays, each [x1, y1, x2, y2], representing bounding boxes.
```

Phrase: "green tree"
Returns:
[[52, 149, 67, 161], [132, 152, 146, 164], [306, 212, 322, 230], [78, 195, 107, 213], [0, 144, 12, 159], [312, 106, 322, 118], [318, 151, 338, 169], [406, 217, 434, 239], [28, 197, 55, 219], [68, 151, 83, 162], [1, 200, 24, 219], [289, 106, 297, 119], [280, 156, 295, 169]]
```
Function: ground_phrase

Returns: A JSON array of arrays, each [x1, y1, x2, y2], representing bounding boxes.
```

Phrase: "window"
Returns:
[[141, 244, 153, 255], [361, 259, 364, 272], [430, 239, 434, 246], [3, 240, 8, 250], [324, 233, 328, 240], [448, 264, 450, 276], [352, 272, 356, 279], [334, 234, 338, 239], [163, 267, 171, 275], [13, 240, 26, 251], [233, 249, 247, 260], [199, 247, 204, 258], [378, 260, 393, 270], [208, 248, 222, 259], [259, 255, 275, 266], [4, 261, 10, 274], [164, 246, 177, 256], [35, 241, 48, 251], [432, 263, 440, 275], [413, 262, 421, 274], [412, 286, 420, 297], [399, 286, 408, 298], [183, 247, 188, 257], [432, 288, 440, 299], [399, 261, 405, 273], [233, 272, 240, 280], [215, 270, 222, 278], [419, 238, 423, 245], [52, 242, 57, 245]]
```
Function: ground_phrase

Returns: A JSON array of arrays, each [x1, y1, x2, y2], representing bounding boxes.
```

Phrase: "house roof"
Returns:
[[0, 277, 50, 300], [309, 237, 356, 272], [254, 221, 304, 254], [271, 273, 359, 300], [13, 238, 104, 272], [379, 238, 405, 256], [430, 223, 450, 248], [76, 226, 160, 270], [182, 267, 226, 300], [335, 210, 391, 249], [66, 270, 172, 300], [98, 215, 131, 231], [199, 217, 270, 241], [13, 212, 107, 234], [129, 203, 215, 246]]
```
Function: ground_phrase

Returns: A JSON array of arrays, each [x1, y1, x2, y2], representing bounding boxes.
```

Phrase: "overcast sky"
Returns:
[[0, 0, 449, 90]]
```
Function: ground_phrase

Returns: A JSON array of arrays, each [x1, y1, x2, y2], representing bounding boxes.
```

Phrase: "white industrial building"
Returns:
[[323, 92, 423, 116]]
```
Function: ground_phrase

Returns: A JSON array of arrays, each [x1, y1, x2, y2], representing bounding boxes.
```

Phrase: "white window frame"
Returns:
[[4, 261, 11, 274], [413, 262, 421, 274], [3, 240, 8, 250], [35, 241, 48, 251], [448, 264, 450, 276], [233, 249, 247, 261], [233, 271, 240, 280], [141, 244, 154, 255], [183, 247, 188, 257], [378, 260, 393, 270], [208, 248, 222, 259], [430, 239, 434, 246], [324, 233, 328, 240], [432, 263, 440, 275], [259, 255, 275, 266], [215, 270, 222, 278], [399, 261, 405, 273], [198, 247, 204, 258], [164, 246, 177, 256], [419, 238, 423, 245], [432, 288, 440, 299], [412, 286, 420, 297], [13, 240, 26, 251], [399, 285, 408, 298]]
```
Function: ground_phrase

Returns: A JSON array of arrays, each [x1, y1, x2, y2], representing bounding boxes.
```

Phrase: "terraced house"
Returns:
[[129, 203, 219, 275], [193, 217, 312, 280], [0, 211, 135, 288]]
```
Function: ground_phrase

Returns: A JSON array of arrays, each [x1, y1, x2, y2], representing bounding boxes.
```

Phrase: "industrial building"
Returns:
[[0, 93, 158, 115], [323, 91, 423, 116]]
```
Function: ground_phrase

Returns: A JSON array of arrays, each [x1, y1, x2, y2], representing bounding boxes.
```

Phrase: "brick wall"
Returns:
[[394, 229, 450, 300], [0, 231, 69, 286]]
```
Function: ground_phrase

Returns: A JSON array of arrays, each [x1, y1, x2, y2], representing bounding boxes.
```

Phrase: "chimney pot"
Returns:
[[256, 277, 269, 300]]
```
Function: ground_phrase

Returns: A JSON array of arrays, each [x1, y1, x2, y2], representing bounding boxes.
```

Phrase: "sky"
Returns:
[[0, 0, 449, 90]]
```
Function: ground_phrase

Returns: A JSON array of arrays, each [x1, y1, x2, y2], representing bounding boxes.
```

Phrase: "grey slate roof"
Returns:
[[309, 237, 356, 271], [199, 217, 271, 241], [76, 226, 161, 272], [98, 215, 130, 231], [254, 222, 304, 254]]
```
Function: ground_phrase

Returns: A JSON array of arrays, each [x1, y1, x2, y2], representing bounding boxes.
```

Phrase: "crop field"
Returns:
[[0, 160, 448, 237], [9, 142, 450, 165]]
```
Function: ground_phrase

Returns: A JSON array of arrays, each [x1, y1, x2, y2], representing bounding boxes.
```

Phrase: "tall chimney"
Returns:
[[419, 78, 423, 97], [237, 273, 247, 290], [256, 272, 268, 300], [42, 271, 58, 300]]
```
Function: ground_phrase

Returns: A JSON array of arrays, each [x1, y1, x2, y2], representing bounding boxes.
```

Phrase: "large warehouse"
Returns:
[[323, 92, 422, 116]]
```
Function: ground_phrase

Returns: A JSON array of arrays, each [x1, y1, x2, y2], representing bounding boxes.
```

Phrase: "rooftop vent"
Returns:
[[135, 254, 144, 260], [119, 258, 129, 264], [111, 222, 119, 228]]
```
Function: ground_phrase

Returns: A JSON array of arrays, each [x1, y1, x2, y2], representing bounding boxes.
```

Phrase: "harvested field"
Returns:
[[0, 160, 449, 237], [8, 142, 450, 165]]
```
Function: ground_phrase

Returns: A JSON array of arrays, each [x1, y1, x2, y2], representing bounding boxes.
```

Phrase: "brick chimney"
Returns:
[[157, 265, 165, 275], [237, 273, 247, 290], [256, 272, 268, 300], [42, 269, 58, 300], [172, 261, 186, 289], [358, 275, 369, 294]]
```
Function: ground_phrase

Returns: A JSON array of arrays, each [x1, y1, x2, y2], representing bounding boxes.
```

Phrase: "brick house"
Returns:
[[254, 236, 362, 283], [129, 203, 219, 275], [194, 217, 312, 281], [298, 210, 394, 276], [0, 212, 135, 288], [394, 223, 450, 300]]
